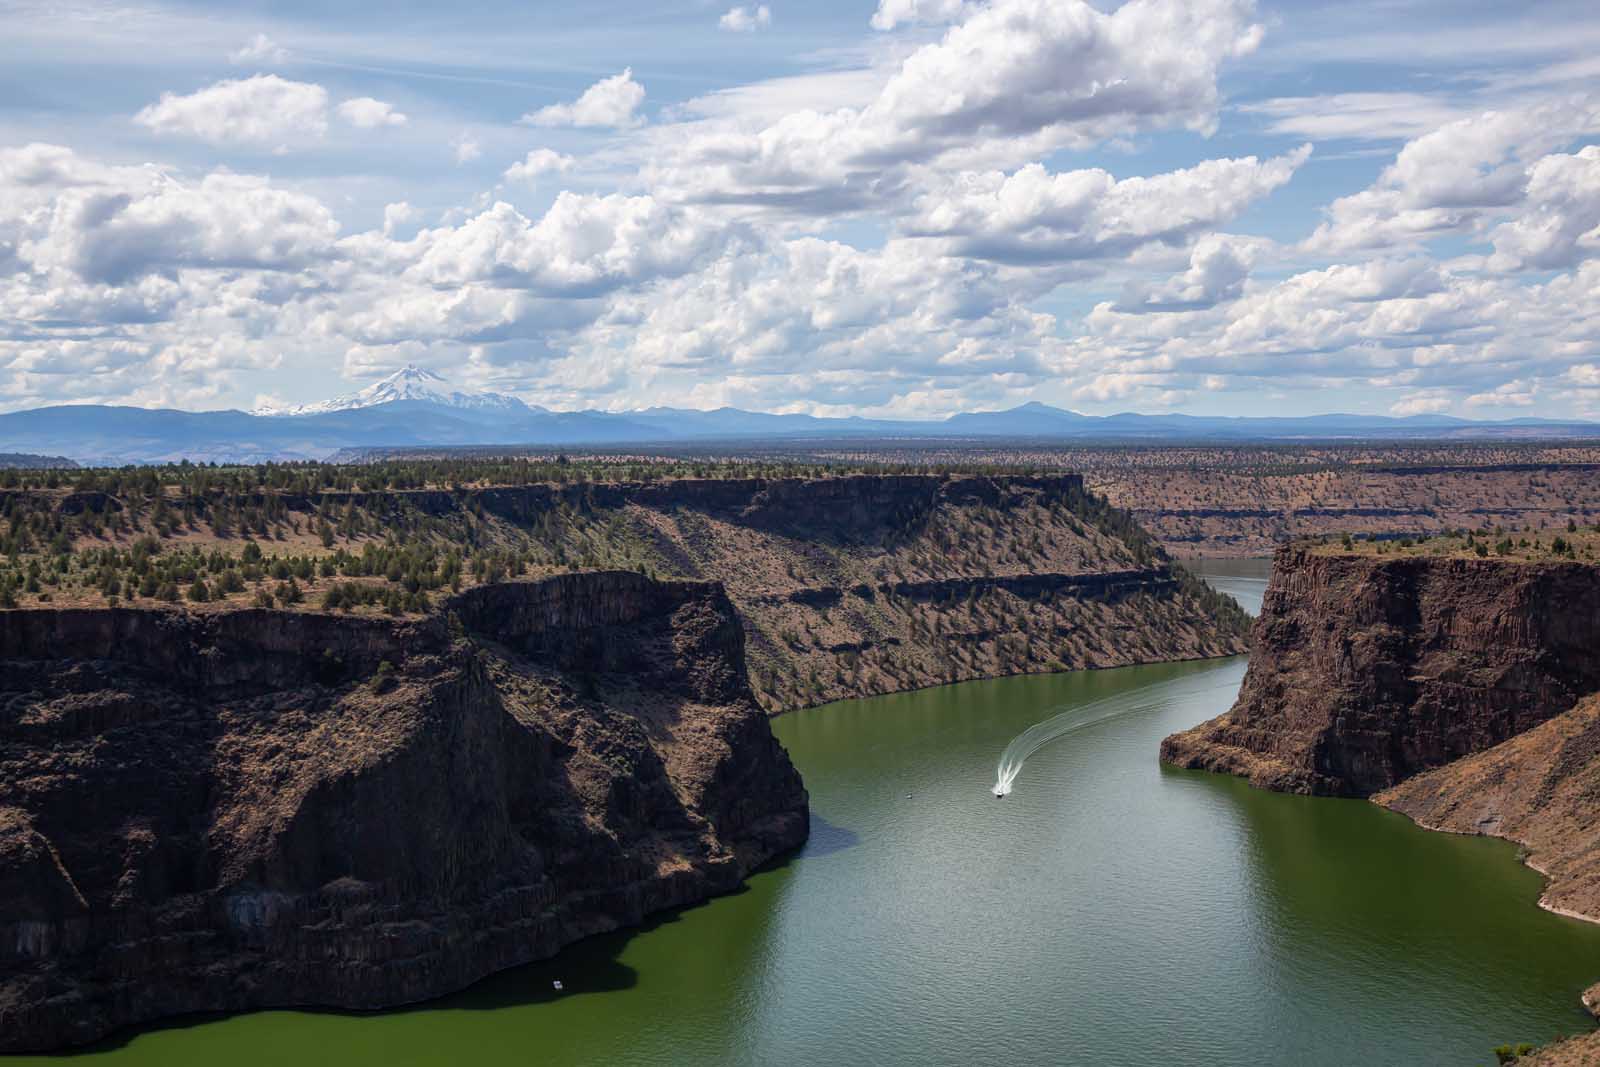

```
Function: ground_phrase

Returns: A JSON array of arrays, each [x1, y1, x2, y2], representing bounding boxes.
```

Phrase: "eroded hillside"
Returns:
[[0, 464, 1251, 711]]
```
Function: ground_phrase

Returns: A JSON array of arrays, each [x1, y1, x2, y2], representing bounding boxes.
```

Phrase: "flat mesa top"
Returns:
[[1305, 527, 1600, 564]]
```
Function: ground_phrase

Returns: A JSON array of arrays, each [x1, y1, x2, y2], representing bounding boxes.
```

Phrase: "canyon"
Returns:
[[0, 470, 1252, 1051]]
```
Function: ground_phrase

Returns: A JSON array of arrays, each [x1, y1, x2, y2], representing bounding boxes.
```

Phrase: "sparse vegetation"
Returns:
[[0, 457, 1247, 711]]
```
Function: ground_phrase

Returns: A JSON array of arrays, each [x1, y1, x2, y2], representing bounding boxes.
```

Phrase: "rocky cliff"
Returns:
[[271, 472, 1251, 710], [0, 572, 808, 1052], [0, 472, 1251, 711], [1160, 547, 1600, 796], [556, 474, 1250, 709]]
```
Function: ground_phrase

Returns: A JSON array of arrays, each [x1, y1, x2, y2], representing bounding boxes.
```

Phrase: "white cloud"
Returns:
[[1465, 379, 1536, 407], [1569, 363, 1600, 387], [719, 5, 772, 32], [401, 193, 745, 296], [1487, 145, 1600, 271], [337, 97, 408, 129], [904, 146, 1309, 265], [1390, 391, 1454, 416], [230, 33, 288, 65], [1115, 234, 1269, 313], [521, 69, 646, 129], [134, 75, 329, 147], [1307, 99, 1600, 253], [21, 170, 340, 286], [382, 202, 418, 237], [870, 0, 971, 31], [650, 0, 1263, 216], [503, 148, 575, 185], [452, 132, 482, 164]]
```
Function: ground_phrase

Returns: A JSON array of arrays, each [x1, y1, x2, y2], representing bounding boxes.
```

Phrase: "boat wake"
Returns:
[[991, 677, 1233, 798]]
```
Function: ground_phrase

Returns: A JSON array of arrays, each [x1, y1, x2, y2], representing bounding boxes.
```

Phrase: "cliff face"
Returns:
[[563, 474, 1249, 710], [0, 473, 1250, 710], [319, 472, 1250, 709], [1160, 547, 1600, 796], [0, 572, 807, 1052]]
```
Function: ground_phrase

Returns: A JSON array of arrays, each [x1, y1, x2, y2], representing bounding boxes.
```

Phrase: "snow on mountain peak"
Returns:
[[254, 365, 534, 417]]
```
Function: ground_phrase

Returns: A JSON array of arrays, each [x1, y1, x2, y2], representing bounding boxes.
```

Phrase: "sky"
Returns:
[[2, 0, 1599, 420]]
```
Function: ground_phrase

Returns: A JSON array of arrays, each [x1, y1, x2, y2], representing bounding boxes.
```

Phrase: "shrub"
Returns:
[[371, 660, 397, 693]]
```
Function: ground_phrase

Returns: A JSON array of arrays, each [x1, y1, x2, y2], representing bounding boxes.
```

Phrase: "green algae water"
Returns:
[[22, 566, 1600, 1065]]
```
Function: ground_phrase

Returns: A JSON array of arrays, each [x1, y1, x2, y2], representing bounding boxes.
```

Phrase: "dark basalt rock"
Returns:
[[0, 572, 808, 1052], [1160, 546, 1600, 796]]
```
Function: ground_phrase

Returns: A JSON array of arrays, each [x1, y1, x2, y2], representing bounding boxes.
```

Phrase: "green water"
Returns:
[[22, 570, 1600, 1065]]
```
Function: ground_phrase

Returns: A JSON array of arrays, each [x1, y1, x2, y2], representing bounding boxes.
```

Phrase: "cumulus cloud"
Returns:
[[230, 33, 288, 65], [1114, 234, 1268, 313], [337, 97, 408, 129], [401, 193, 745, 296], [503, 148, 575, 185], [1390, 391, 1454, 416], [1487, 145, 1600, 271], [382, 202, 419, 236], [21, 171, 340, 286], [554, 234, 1061, 409], [871, 0, 971, 31], [1307, 99, 1600, 253], [521, 69, 646, 129], [134, 75, 329, 147], [650, 0, 1263, 216], [1466, 380, 1536, 408], [719, 5, 772, 32], [904, 146, 1309, 265]]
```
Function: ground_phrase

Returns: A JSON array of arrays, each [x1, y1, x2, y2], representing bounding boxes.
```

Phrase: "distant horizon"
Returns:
[[11, 395, 1600, 427]]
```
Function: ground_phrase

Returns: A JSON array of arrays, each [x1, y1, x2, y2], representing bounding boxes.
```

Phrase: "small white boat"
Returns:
[[552, 980, 564, 991]]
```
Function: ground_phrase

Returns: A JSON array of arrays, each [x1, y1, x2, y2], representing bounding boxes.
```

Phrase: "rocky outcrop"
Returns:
[[1377, 694, 1600, 924], [0, 572, 807, 1052], [1161, 547, 1600, 796]]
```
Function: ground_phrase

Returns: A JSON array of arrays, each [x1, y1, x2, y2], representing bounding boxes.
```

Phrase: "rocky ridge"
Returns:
[[1161, 546, 1600, 796], [0, 572, 807, 1052]]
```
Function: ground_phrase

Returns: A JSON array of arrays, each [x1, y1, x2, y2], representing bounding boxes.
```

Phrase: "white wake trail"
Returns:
[[991, 677, 1233, 798]]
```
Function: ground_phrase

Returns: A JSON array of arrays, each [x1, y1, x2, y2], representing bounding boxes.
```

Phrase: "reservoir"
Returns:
[[30, 564, 1600, 1065]]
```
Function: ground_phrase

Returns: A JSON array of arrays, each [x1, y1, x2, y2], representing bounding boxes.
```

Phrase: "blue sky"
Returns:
[[2, 0, 1599, 419]]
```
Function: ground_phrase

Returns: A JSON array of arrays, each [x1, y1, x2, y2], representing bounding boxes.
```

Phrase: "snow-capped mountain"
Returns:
[[254, 365, 538, 417]]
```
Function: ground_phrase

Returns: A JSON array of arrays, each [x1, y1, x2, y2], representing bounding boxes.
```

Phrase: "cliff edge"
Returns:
[[0, 572, 808, 1052], [1161, 546, 1600, 796]]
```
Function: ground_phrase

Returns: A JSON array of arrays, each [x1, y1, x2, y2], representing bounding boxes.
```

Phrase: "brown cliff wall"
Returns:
[[0, 572, 807, 1052], [1, 472, 1250, 710], [1160, 547, 1600, 796]]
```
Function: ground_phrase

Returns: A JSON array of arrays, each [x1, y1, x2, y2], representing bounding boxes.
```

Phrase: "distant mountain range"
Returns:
[[3, 366, 1598, 466]]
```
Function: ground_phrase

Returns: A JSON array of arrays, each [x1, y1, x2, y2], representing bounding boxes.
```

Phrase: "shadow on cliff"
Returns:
[[55, 819, 849, 1056]]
